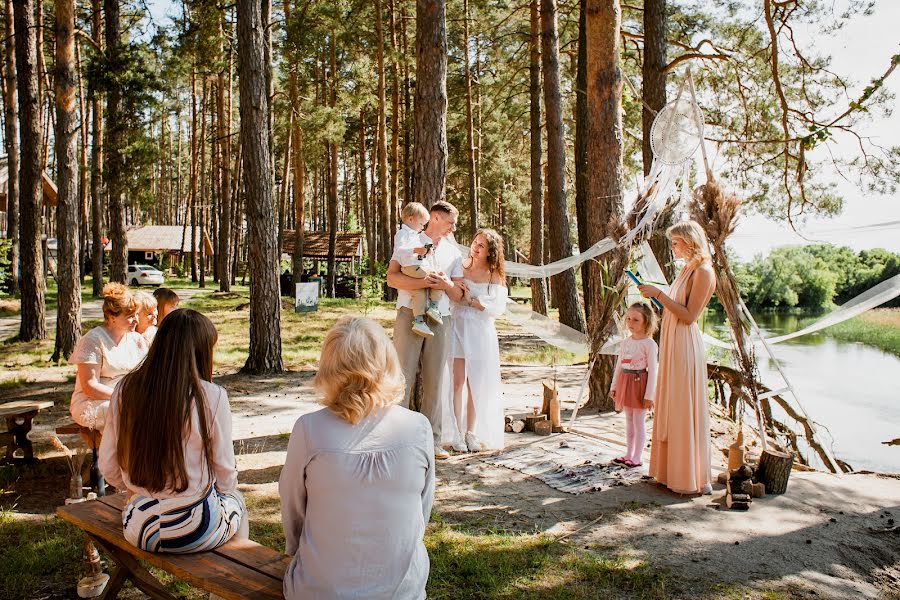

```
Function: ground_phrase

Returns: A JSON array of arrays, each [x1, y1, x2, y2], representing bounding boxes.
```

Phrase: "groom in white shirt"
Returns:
[[387, 201, 466, 459]]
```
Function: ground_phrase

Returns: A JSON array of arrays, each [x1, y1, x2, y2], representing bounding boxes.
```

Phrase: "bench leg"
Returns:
[[76, 538, 110, 598], [3, 411, 38, 463], [91, 536, 177, 600]]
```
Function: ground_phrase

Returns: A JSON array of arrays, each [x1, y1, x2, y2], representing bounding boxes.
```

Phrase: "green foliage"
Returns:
[[735, 244, 900, 310]]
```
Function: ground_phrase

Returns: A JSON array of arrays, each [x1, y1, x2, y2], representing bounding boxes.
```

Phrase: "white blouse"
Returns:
[[69, 326, 147, 425], [99, 379, 239, 499]]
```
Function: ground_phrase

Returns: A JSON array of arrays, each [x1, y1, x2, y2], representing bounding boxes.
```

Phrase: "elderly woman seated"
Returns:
[[69, 283, 148, 430], [279, 316, 435, 600]]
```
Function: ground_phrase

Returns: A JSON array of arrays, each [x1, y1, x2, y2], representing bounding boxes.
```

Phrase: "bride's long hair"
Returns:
[[466, 228, 506, 286]]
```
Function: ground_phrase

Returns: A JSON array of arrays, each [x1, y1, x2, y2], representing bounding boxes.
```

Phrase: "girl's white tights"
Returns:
[[624, 407, 647, 464]]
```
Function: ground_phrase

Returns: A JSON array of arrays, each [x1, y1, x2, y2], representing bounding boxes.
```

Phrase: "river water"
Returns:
[[704, 312, 900, 474]]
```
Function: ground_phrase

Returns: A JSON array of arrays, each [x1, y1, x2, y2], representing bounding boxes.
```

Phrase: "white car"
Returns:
[[127, 264, 165, 287]]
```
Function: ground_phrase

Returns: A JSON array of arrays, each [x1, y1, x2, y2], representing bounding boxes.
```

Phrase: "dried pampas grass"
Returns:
[[690, 180, 741, 252]]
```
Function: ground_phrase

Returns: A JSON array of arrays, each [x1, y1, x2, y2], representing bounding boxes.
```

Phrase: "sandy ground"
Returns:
[[4, 355, 899, 598]]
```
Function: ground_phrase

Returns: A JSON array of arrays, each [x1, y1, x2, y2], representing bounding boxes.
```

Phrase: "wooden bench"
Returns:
[[0, 399, 54, 462], [58, 493, 289, 599], [510, 296, 531, 304], [56, 422, 105, 495]]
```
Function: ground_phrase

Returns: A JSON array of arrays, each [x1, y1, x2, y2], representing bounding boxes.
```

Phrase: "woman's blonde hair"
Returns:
[[102, 282, 137, 321], [315, 316, 405, 425], [133, 290, 158, 311], [667, 220, 712, 266]]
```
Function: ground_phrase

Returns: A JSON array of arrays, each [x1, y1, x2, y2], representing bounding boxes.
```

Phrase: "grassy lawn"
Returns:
[[0, 503, 670, 600], [827, 308, 900, 358]]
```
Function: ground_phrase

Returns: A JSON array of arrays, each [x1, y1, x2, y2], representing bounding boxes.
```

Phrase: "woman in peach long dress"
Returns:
[[638, 220, 716, 495]]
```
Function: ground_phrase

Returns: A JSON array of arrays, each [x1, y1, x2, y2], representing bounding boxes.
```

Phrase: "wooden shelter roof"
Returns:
[[282, 231, 364, 262], [104, 225, 214, 255], [0, 155, 58, 211]]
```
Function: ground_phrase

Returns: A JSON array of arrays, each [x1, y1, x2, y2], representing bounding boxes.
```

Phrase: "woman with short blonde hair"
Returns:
[[70, 283, 147, 430], [280, 316, 435, 599], [315, 317, 405, 424]]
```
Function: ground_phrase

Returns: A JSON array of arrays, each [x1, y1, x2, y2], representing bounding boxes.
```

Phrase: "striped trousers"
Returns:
[[122, 487, 246, 554]]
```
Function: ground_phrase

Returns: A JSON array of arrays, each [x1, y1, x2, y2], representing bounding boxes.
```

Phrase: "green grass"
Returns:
[[181, 291, 396, 370], [0, 513, 84, 600], [425, 521, 669, 599], [827, 308, 900, 358], [0, 498, 671, 600]]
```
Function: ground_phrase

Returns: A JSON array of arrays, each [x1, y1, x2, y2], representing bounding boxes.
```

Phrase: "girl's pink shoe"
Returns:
[[623, 459, 642, 468]]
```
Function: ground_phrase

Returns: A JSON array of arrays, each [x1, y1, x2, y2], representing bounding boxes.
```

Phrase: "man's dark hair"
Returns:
[[153, 287, 180, 305]]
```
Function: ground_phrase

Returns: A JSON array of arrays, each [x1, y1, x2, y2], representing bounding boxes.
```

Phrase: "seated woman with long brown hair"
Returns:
[[99, 309, 248, 553]]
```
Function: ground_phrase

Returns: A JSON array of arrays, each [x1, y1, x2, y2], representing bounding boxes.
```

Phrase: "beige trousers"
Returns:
[[400, 265, 444, 317], [393, 307, 449, 445]]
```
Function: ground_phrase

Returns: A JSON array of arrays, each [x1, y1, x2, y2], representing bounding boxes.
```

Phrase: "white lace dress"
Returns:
[[448, 279, 508, 450]]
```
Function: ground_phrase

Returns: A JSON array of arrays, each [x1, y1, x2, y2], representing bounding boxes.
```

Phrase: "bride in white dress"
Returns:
[[449, 229, 508, 452]]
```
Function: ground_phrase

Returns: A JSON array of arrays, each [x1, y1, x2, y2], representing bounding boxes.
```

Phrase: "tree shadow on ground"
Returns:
[[435, 450, 900, 598]]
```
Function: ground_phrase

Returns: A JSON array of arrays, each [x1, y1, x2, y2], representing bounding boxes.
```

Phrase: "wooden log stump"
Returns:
[[757, 449, 793, 494], [525, 414, 547, 432], [533, 420, 553, 436], [511, 420, 526, 433]]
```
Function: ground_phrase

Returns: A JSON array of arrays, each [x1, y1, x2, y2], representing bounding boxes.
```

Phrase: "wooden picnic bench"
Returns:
[[58, 493, 289, 599], [0, 399, 54, 462], [56, 422, 105, 495]]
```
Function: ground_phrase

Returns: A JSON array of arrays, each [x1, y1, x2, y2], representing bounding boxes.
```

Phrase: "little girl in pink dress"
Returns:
[[610, 303, 659, 468]]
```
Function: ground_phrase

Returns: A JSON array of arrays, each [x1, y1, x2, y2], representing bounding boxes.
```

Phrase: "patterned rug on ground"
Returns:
[[483, 434, 647, 494]]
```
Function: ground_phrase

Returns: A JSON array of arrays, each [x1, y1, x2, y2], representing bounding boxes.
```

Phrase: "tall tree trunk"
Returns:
[[413, 0, 448, 208], [89, 0, 103, 297], [374, 0, 390, 263], [216, 35, 232, 292], [237, 0, 282, 373], [574, 0, 590, 321], [541, 0, 585, 333], [463, 0, 478, 236], [13, 0, 45, 340], [583, 0, 625, 411], [358, 110, 373, 273], [388, 0, 401, 236], [104, 0, 126, 283], [198, 77, 208, 289], [326, 33, 338, 299], [278, 112, 291, 264], [189, 68, 198, 281], [528, 0, 548, 315], [52, 0, 80, 361], [76, 38, 89, 281], [3, 0, 19, 295], [400, 0, 412, 208], [643, 0, 673, 279], [284, 0, 304, 281]]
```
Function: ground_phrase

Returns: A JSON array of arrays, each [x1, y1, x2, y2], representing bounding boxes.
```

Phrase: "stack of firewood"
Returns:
[[505, 380, 564, 437], [718, 432, 793, 510]]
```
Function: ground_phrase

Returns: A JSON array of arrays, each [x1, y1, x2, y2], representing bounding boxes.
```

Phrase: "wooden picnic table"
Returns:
[[0, 399, 54, 463]]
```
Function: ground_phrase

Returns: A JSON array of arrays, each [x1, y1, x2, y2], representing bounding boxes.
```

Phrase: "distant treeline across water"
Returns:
[[728, 244, 900, 311]]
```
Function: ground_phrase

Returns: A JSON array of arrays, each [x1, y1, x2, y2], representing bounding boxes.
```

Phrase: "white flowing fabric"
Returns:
[[448, 280, 509, 450]]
